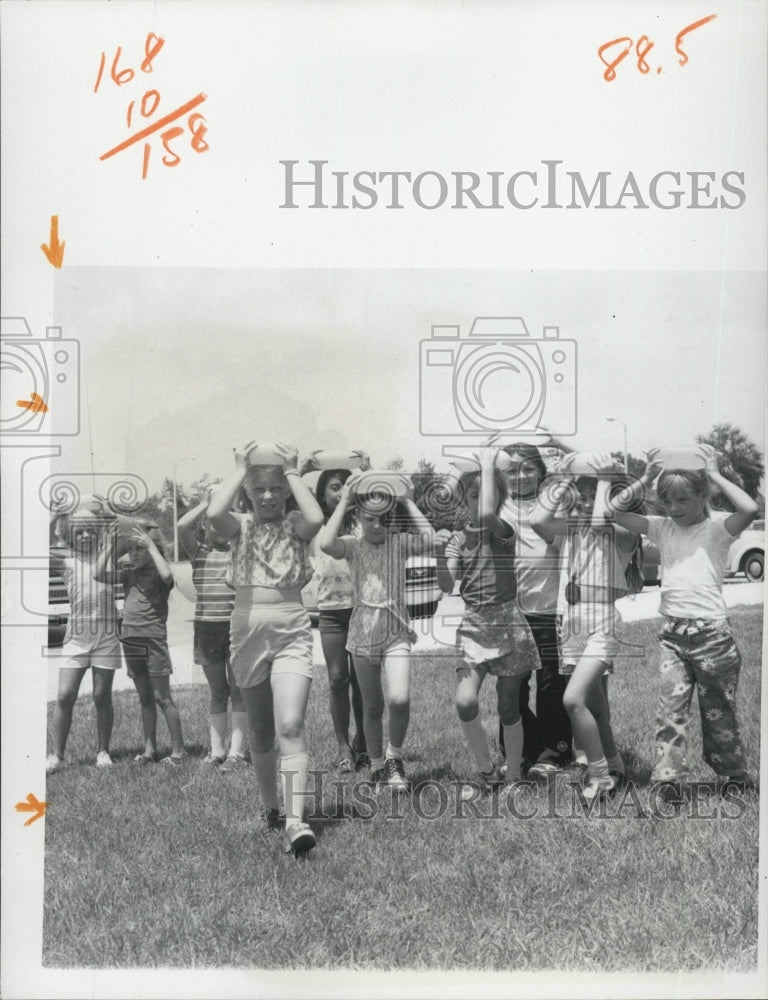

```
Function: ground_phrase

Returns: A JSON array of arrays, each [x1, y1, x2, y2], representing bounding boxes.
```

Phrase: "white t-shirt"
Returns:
[[501, 496, 562, 615], [646, 513, 738, 619]]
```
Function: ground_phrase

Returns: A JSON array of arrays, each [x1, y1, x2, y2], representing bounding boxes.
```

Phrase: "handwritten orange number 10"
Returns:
[[598, 14, 717, 82]]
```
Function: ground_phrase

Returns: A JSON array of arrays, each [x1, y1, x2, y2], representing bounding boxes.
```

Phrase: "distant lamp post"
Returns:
[[606, 417, 628, 472], [171, 458, 197, 562]]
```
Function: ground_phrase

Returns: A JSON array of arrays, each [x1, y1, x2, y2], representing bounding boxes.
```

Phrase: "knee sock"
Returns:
[[588, 756, 611, 782], [209, 713, 227, 759], [229, 711, 249, 757], [370, 755, 386, 773], [385, 742, 404, 761], [280, 751, 310, 826], [573, 739, 588, 766], [252, 747, 280, 812], [502, 720, 524, 780], [461, 717, 493, 774]]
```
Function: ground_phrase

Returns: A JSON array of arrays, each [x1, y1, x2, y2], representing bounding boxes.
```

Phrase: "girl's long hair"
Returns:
[[501, 443, 548, 494], [316, 468, 356, 532]]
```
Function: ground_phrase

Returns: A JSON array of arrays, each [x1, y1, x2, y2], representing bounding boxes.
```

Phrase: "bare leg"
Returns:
[[91, 668, 115, 754], [51, 667, 87, 758]]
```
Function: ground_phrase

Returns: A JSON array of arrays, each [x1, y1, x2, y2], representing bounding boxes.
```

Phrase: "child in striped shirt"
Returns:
[[178, 489, 248, 771]]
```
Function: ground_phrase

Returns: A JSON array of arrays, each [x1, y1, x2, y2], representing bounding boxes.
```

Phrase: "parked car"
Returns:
[[725, 519, 764, 582]]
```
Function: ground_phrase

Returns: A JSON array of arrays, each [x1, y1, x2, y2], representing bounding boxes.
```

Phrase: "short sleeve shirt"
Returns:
[[501, 497, 562, 615], [310, 534, 354, 610], [191, 543, 235, 621], [445, 526, 517, 609], [120, 564, 174, 637], [646, 513, 737, 619]]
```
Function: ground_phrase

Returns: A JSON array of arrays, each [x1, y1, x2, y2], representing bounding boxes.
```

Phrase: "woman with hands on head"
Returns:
[[610, 444, 758, 796], [207, 440, 324, 857]]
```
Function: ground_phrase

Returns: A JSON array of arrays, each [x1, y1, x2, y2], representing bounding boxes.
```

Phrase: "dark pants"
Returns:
[[499, 612, 572, 767]]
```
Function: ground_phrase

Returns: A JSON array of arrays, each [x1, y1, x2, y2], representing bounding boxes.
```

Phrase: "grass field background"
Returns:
[[43, 610, 762, 971]]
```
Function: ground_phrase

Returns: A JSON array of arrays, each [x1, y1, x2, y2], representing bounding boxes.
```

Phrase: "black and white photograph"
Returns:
[[1, 4, 766, 1000]]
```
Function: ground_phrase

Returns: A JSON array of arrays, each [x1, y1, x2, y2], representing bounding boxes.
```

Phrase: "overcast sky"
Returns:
[[49, 266, 765, 497]]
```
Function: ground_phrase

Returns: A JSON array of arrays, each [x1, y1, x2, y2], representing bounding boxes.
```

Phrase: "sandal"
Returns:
[[133, 753, 156, 765]]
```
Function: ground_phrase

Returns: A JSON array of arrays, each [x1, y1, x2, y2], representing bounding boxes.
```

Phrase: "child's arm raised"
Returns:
[[530, 457, 579, 541], [401, 477, 439, 555], [93, 530, 117, 583], [610, 451, 660, 536], [475, 447, 512, 539], [176, 495, 208, 560], [590, 454, 640, 553], [318, 473, 359, 558], [435, 529, 459, 594], [208, 441, 259, 538], [131, 526, 174, 586], [699, 444, 758, 536], [275, 442, 324, 541]]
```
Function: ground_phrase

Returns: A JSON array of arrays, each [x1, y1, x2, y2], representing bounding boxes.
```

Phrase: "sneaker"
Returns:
[[355, 752, 371, 770], [202, 754, 225, 770], [527, 760, 562, 781], [133, 753, 156, 765], [284, 822, 316, 857], [46, 754, 63, 774], [368, 766, 388, 788], [460, 766, 503, 801], [338, 756, 356, 774], [219, 753, 249, 773], [262, 807, 285, 831], [609, 770, 626, 791], [384, 756, 410, 791], [95, 751, 114, 768], [582, 775, 617, 803], [159, 754, 184, 768]]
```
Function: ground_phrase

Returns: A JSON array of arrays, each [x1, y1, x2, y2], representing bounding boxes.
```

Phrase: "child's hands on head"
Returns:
[[351, 449, 371, 472], [233, 441, 258, 468], [587, 453, 621, 477], [130, 525, 153, 549], [696, 444, 720, 476], [471, 446, 499, 470], [274, 441, 299, 473], [642, 448, 664, 483]]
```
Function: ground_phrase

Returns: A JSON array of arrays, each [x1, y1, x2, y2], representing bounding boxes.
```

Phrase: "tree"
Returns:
[[610, 451, 646, 481], [697, 423, 764, 510], [411, 456, 467, 530]]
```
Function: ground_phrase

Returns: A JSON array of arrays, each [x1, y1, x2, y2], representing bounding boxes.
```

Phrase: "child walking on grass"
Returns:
[[177, 489, 248, 772], [532, 453, 640, 802], [47, 508, 123, 773], [207, 441, 324, 857], [95, 523, 185, 766], [305, 455, 370, 773], [318, 470, 437, 791], [436, 449, 540, 798], [611, 445, 758, 795]]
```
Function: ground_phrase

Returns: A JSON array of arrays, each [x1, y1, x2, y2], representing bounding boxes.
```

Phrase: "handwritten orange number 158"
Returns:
[[96, 33, 208, 179], [598, 14, 717, 82]]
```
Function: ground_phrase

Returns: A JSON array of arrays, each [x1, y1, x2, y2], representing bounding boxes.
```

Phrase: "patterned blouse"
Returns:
[[228, 510, 313, 589]]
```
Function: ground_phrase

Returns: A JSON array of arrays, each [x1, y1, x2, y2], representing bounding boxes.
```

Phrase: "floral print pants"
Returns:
[[652, 617, 747, 781]]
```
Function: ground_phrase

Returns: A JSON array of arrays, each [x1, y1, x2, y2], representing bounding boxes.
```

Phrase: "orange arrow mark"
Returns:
[[15, 793, 47, 826], [16, 392, 49, 413], [41, 215, 65, 268]]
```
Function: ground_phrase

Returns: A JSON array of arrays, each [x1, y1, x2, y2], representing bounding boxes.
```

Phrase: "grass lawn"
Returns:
[[43, 609, 762, 971]]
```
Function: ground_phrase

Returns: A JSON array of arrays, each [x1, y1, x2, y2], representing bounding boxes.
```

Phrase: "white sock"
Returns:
[[280, 751, 310, 825], [588, 756, 611, 782], [461, 717, 493, 774], [252, 747, 280, 812], [209, 713, 227, 759], [370, 756, 386, 772], [385, 742, 404, 761], [502, 720, 524, 781], [229, 711, 249, 757], [606, 753, 624, 774], [573, 740, 588, 766]]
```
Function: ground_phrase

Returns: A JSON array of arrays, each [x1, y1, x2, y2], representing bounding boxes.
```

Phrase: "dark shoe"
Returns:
[[262, 807, 285, 831], [284, 822, 316, 856]]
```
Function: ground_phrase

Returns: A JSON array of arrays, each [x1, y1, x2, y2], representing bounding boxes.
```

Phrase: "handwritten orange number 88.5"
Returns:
[[598, 14, 717, 82]]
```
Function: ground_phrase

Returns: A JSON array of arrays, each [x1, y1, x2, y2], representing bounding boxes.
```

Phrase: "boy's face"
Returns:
[[573, 477, 598, 515], [127, 543, 152, 567], [504, 457, 541, 499]]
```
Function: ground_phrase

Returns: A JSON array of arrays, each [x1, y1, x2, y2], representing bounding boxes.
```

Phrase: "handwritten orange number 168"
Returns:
[[598, 14, 717, 82], [96, 33, 209, 179]]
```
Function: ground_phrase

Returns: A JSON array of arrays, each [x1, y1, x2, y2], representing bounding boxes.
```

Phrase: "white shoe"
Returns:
[[96, 751, 114, 768], [582, 776, 617, 803], [46, 754, 63, 774]]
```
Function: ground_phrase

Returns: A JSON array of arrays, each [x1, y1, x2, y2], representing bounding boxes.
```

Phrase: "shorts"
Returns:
[[456, 602, 540, 676], [230, 600, 313, 688], [318, 607, 353, 635], [60, 631, 123, 671], [120, 635, 173, 677], [194, 619, 231, 669], [558, 603, 618, 674]]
